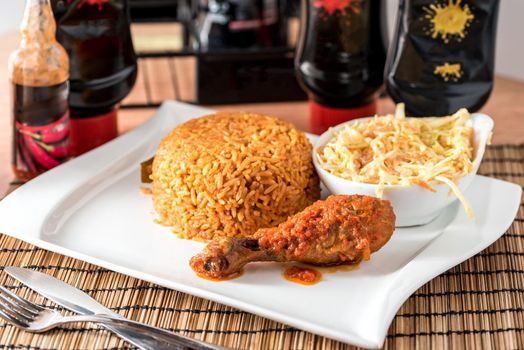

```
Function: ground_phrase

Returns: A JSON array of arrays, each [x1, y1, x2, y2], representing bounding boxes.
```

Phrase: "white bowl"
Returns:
[[313, 113, 494, 227]]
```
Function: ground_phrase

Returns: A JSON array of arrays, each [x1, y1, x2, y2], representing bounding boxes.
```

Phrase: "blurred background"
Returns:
[[1, 0, 522, 81], [1, 0, 522, 110]]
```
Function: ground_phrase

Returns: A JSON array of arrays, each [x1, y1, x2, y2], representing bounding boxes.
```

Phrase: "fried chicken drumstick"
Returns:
[[190, 195, 395, 279]]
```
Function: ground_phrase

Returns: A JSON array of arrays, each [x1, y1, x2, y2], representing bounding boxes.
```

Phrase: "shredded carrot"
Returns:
[[414, 179, 437, 193]]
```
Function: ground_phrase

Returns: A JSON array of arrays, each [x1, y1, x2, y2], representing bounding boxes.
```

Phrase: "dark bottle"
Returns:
[[9, 0, 70, 181], [51, 0, 137, 156], [195, 0, 287, 50], [295, 0, 387, 134], [385, 0, 500, 116]]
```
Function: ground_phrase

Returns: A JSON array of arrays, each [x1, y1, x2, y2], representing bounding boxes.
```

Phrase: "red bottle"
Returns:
[[295, 0, 387, 134], [52, 0, 137, 156], [9, 0, 70, 181]]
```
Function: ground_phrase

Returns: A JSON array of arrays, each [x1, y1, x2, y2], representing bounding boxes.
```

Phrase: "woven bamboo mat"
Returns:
[[0, 144, 522, 350]]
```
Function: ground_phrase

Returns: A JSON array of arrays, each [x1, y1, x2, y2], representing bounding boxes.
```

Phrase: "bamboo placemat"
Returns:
[[0, 144, 522, 350]]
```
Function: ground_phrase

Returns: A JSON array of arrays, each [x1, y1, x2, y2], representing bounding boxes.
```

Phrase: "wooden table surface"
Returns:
[[1, 30, 523, 196]]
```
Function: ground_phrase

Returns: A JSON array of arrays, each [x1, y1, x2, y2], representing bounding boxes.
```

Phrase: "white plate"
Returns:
[[0, 101, 521, 348]]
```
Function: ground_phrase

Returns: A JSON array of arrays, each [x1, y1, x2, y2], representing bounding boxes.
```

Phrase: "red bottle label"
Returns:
[[68, 0, 109, 10], [313, 0, 361, 15], [12, 82, 70, 179], [69, 108, 118, 157]]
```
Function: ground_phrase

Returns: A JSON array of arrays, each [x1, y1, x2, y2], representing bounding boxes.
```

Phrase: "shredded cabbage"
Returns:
[[317, 104, 475, 217]]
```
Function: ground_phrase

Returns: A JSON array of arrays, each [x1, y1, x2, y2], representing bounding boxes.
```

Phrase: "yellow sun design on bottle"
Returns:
[[424, 0, 474, 43], [434, 62, 463, 81]]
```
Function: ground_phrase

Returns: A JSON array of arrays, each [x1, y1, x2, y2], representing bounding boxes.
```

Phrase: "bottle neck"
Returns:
[[20, 0, 57, 47]]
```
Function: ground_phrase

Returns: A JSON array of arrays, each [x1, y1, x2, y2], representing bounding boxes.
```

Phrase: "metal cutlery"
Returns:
[[3, 267, 229, 350], [0, 286, 203, 346]]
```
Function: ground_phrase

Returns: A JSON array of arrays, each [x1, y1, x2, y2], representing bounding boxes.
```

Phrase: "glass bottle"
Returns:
[[295, 0, 387, 134], [9, 0, 70, 181], [195, 0, 287, 50], [385, 0, 500, 116], [51, 0, 137, 156]]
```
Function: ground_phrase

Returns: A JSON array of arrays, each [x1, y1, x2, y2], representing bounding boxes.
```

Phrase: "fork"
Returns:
[[0, 286, 227, 350]]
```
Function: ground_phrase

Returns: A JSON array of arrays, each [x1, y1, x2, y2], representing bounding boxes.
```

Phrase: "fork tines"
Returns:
[[0, 286, 42, 328]]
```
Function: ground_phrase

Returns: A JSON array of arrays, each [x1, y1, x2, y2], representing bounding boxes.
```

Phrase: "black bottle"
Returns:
[[386, 0, 500, 116], [195, 0, 287, 50]]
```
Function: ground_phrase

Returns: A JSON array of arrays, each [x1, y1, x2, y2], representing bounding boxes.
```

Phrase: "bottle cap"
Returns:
[[310, 99, 377, 135], [69, 108, 118, 157]]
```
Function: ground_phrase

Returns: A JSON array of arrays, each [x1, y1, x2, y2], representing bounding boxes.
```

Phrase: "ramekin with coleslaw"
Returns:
[[313, 104, 494, 226]]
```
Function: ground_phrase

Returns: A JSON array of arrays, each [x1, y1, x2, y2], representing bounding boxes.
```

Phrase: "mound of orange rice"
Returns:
[[151, 112, 320, 240]]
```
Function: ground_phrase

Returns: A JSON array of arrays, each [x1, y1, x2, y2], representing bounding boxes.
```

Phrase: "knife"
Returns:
[[4, 266, 228, 350]]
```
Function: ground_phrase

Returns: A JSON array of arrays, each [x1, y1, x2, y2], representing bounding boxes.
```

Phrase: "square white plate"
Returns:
[[0, 102, 521, 348]]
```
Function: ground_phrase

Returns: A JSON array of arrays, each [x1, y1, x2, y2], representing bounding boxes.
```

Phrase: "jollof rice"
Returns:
[[151, 112, 320, 240]]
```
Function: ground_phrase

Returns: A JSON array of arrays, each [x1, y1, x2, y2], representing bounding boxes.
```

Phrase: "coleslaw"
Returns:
[[317, 104, 475, 217]]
